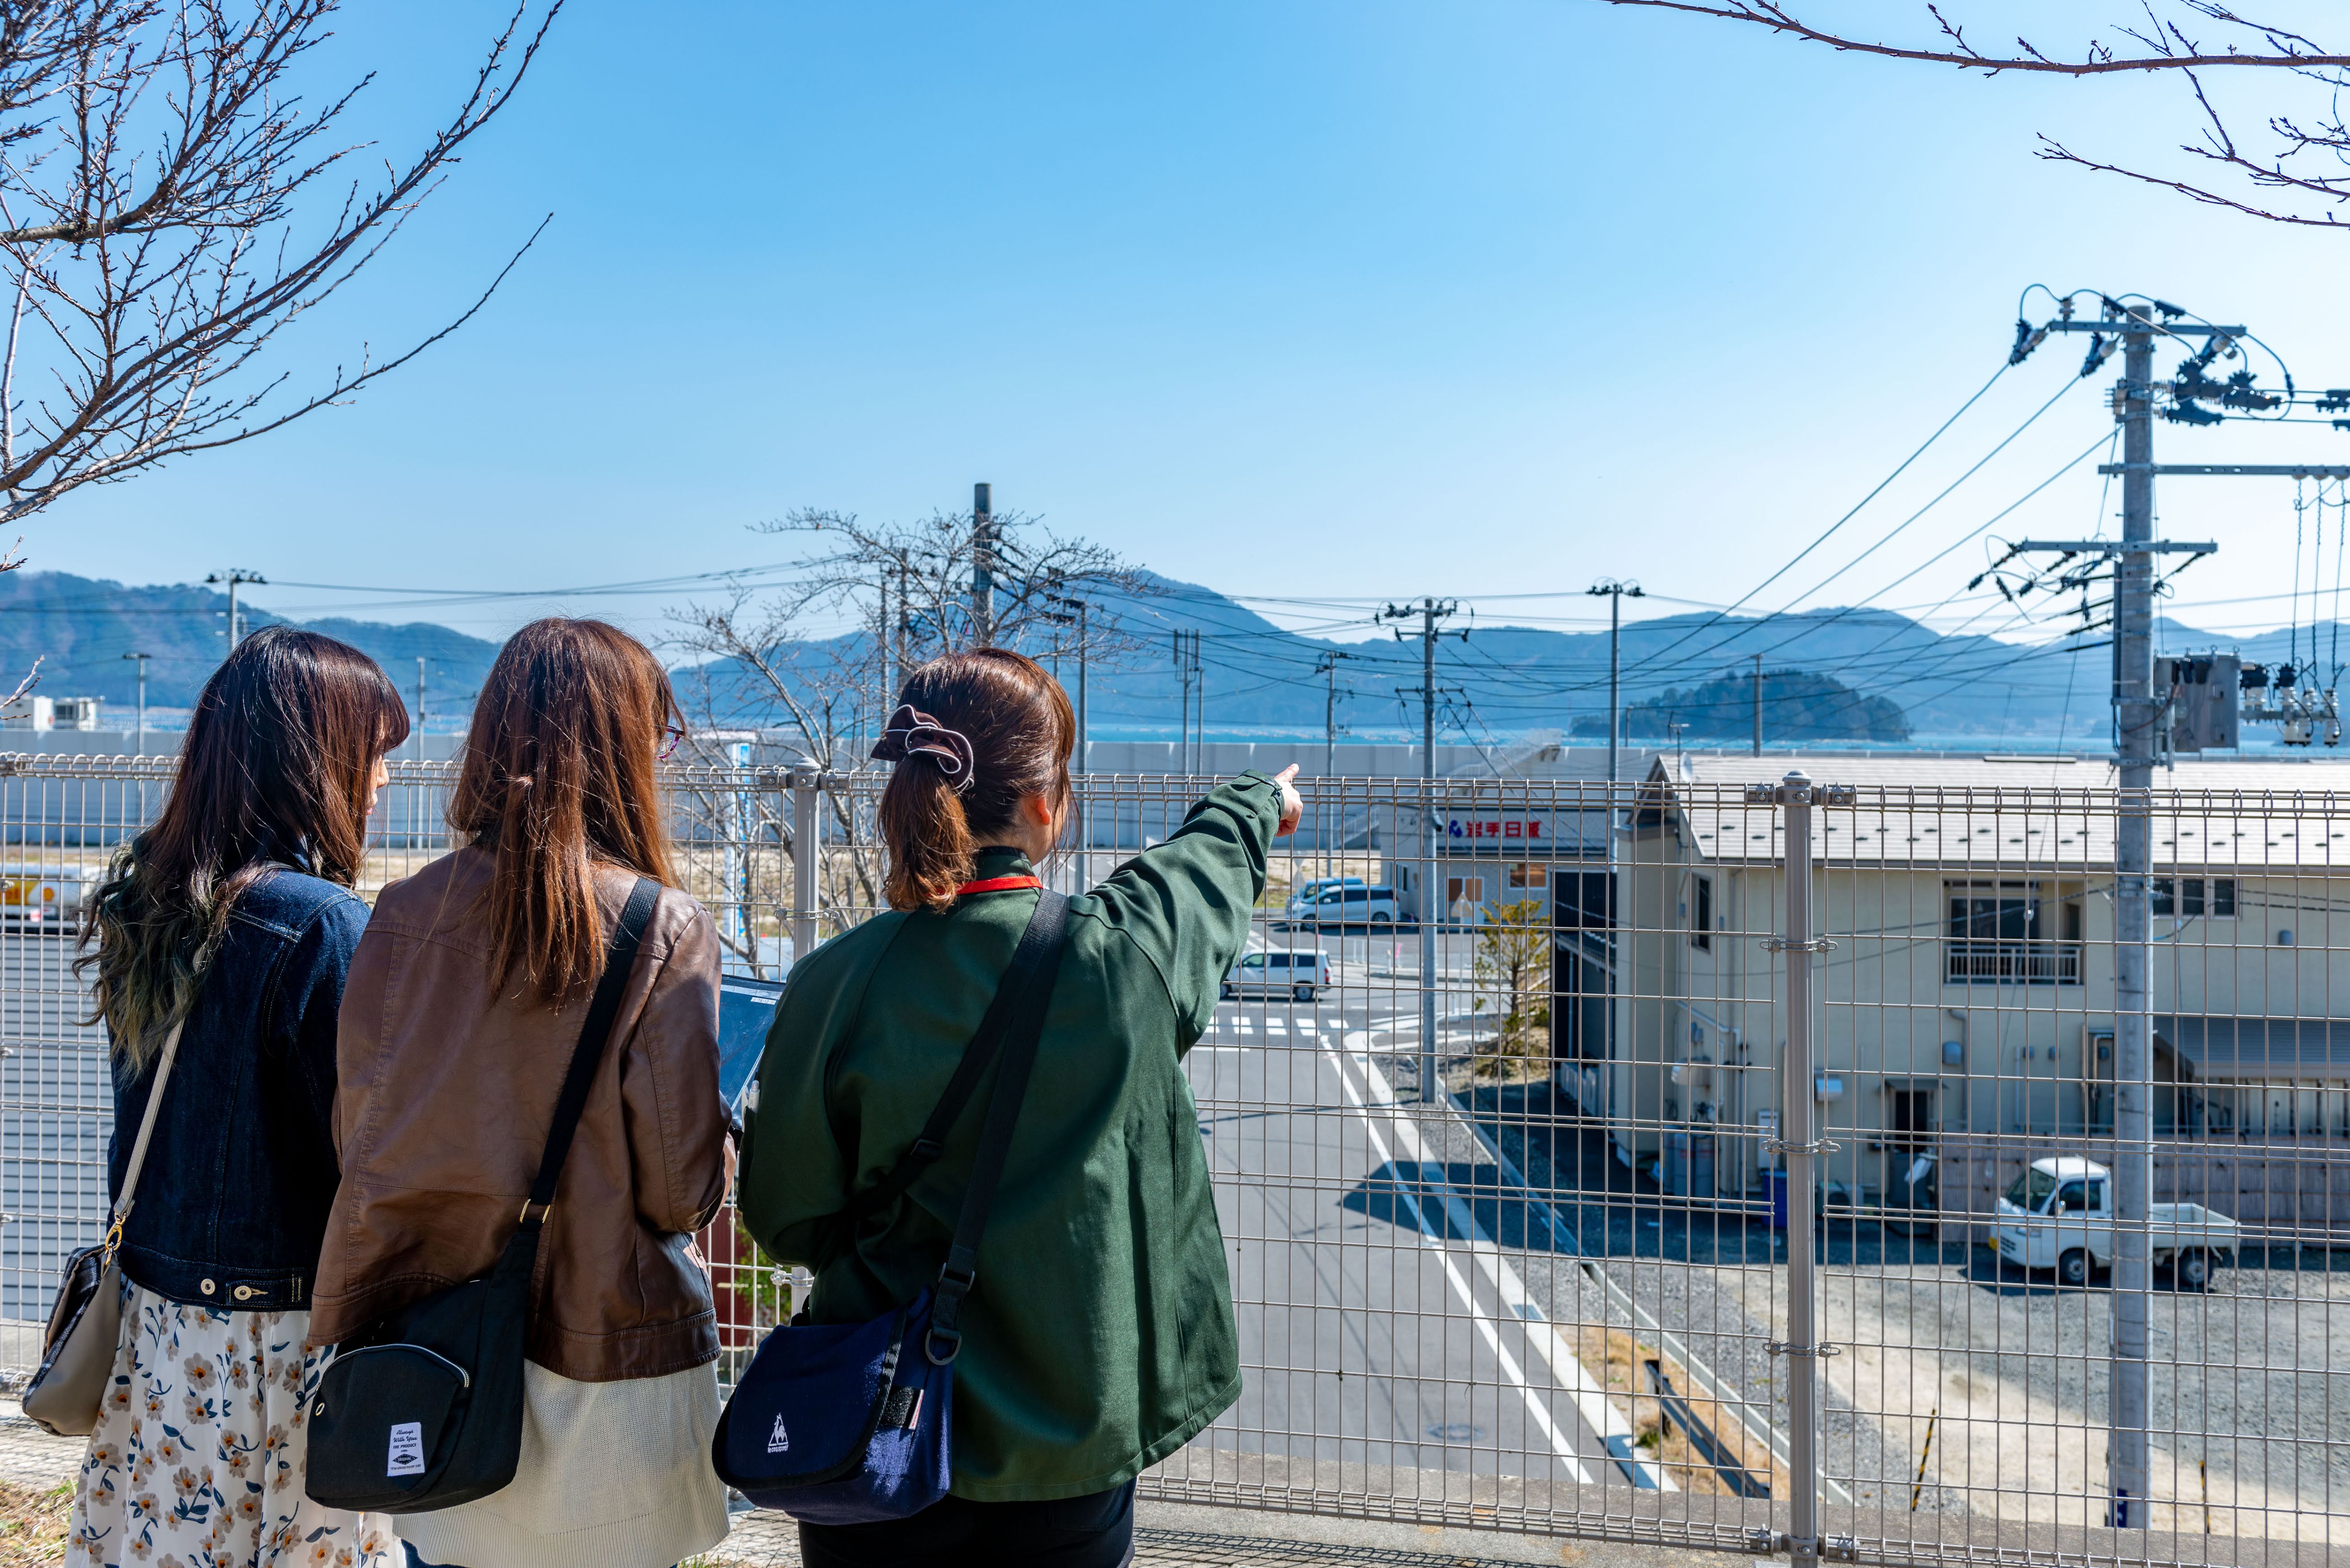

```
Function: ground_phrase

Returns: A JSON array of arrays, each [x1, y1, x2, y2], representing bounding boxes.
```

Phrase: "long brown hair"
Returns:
[[448, 618, 680, 1005], [877, 648, 1073, 913], [78, 626, 410, 1071]]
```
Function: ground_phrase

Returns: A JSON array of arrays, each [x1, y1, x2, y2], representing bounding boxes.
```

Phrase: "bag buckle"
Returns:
[[936, 1262, 976, 1297], [923, 1325, 963, 1366], [911, 1137, 944, 1161], [518, 1199, 554, 1226]]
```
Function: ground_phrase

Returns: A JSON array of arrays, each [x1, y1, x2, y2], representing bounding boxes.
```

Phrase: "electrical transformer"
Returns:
[[2158, 654, 2242, 753]]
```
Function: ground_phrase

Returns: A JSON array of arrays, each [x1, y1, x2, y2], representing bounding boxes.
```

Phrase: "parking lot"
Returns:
[[1473, 1076, 2350, 1541]]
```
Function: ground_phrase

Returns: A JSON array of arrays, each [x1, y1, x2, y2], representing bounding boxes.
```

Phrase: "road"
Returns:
[[1180, 924, 1667, 1495]]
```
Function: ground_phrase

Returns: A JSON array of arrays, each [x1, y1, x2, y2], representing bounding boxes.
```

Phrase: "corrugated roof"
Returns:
[[1655, 753, 2350, 872]]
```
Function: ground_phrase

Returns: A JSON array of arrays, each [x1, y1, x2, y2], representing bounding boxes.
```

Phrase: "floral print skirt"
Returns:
[[65, 1280, 398, 1568]]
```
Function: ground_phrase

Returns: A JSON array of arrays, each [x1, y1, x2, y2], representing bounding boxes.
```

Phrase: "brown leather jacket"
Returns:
[[306, 848, 730, 1382]]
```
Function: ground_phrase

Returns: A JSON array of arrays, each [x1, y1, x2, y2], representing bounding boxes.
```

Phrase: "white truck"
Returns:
[[0, 863, 91, 933], [1991, 1155, 2241, 1292]]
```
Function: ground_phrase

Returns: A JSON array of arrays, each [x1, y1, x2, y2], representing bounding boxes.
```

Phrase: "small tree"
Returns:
[[1470, 896, 1552, 1077], [671, 502, 1155, 950]]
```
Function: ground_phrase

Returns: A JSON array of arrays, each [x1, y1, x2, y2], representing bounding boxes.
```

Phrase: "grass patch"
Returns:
[[1577, 1325, 1783, 1498], [0, 1477, 74, 1568]]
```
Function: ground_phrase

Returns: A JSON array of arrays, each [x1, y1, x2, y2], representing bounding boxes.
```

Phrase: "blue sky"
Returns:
[[31, 1, 2350, 652]]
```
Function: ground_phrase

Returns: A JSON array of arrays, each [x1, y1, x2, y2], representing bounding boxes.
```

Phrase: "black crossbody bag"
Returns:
[[305, 876, 661, 1514]]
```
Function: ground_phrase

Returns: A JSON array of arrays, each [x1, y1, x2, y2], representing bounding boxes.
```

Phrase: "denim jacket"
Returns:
[[107, 864, 369, 1309]]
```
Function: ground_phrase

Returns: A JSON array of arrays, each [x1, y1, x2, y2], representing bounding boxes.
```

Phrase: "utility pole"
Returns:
[[971, 482, 995, 645], [879, 569, 894, 707], [1751, 652, 1764, 757], [206, 570, 265, 659], [1982, 293, 2335, 1527], [1587, 579, 1644, 863], [896, 563, 911, 677], [1316, 650, 1355, 876], [121, 652, 148, 756], [1172, 630, 1200, 771], [1049, 593, 1093, 888], [1380, 597, 1461, 1103]]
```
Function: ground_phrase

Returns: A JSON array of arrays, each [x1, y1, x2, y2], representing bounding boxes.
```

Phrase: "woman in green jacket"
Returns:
[[735, 647, 1300, 1568]]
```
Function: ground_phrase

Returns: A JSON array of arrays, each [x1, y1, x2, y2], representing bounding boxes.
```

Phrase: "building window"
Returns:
[[1945, 879, 2081, 984], [2152, 876, 2235, 918], [1691, 875, 1713, 951], [1446, 876, 1485, 910], [1506, 861, 1547, 889]]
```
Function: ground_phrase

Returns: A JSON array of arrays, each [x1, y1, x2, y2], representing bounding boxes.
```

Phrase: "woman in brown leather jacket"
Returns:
[[308, 619, 731, 1568]]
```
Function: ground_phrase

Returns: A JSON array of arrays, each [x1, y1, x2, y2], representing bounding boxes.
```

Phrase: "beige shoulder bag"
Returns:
[[21, 1019, 186, 1436]]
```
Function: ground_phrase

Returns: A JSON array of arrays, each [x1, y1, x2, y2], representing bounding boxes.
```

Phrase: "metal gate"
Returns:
[[3, 750, 2345, 1566]]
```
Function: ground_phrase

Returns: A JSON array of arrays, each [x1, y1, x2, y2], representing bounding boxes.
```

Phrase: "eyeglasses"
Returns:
[[659, 724, 686, 761]]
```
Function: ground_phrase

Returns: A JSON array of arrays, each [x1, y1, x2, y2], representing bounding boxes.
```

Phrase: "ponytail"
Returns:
[[873, 649, 1073, 913], [877, 758, 979, 913]]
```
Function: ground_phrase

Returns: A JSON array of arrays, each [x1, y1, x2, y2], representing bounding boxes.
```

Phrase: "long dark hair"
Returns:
[[877, 648, 1073, 913], [446, 618, 680, 1006], [78, 626, 410, 1071]]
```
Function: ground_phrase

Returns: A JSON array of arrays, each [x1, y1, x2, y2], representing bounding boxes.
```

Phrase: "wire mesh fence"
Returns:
[[0, 750, 2346, 1565]]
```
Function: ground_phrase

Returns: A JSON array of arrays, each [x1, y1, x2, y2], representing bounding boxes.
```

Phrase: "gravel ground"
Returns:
[[1441, 1075, 2350, 1542]]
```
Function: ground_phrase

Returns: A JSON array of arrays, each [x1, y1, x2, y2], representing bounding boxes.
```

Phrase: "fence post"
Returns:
[[791, 769, 819, 964], [1755, 766, 1844, 1568]]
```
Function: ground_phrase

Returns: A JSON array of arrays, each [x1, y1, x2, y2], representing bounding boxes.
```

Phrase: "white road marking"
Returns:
[[1311, 1030, 1599, 1484], [1329, 1030, 1672, 1492]]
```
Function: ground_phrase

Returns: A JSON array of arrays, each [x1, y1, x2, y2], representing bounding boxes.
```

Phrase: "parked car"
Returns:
[[1285, 875, 1366, 918], [1222, 949, 1335, 1003], [1, 864, 91, 934], [1990, 1155, 2240, 1291], [1293, 884, 1401, 927]]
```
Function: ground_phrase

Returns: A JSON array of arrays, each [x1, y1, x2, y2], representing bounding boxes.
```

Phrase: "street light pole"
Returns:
[[121, 652, 148, 756]]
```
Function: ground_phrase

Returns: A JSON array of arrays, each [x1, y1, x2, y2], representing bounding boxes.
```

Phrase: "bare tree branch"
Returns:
[[0, 0, 562, 521], [1597, 1, 2350, 227]]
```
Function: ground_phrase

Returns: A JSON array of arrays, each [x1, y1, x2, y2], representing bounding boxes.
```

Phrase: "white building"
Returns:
[[1594, 751, 2350, 1237]]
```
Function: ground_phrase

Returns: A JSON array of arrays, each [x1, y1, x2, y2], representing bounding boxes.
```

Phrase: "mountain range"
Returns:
[[0, 567, 2336, 746]]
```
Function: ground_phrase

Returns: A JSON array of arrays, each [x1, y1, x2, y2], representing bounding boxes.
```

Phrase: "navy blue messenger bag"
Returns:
[[713, 889, 1069, 1524]]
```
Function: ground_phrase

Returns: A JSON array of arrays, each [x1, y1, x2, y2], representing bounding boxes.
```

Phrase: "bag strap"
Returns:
[[836, 888, 1069, 1227], [102, 1016, 188, 1262], [924, 890, 1069, 1365], [521, 875, 661, 1227]]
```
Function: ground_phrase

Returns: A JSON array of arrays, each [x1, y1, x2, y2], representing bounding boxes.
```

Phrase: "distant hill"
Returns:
[[0, 567, 2334, 744], [0, 571, 502, 724]]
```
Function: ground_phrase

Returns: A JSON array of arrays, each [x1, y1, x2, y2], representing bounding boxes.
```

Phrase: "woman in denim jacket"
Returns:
[[64, 626, 411, 1568]]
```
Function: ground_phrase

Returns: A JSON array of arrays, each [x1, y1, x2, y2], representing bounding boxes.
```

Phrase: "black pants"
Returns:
[[797, 1481, 1138, 1568]]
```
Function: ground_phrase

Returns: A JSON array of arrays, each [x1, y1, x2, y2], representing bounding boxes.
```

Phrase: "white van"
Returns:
[[1294, 884, 1401, 927], [1222, 950, 1335, 1002], [1285, 875, 1365, 918]]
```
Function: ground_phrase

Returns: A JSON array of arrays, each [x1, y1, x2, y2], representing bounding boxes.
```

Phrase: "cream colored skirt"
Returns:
[[393, 1359, 729, 1568]]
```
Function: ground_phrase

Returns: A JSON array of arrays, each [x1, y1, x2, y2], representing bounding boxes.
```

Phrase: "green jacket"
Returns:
[[735, 773, 1280, 1501]]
